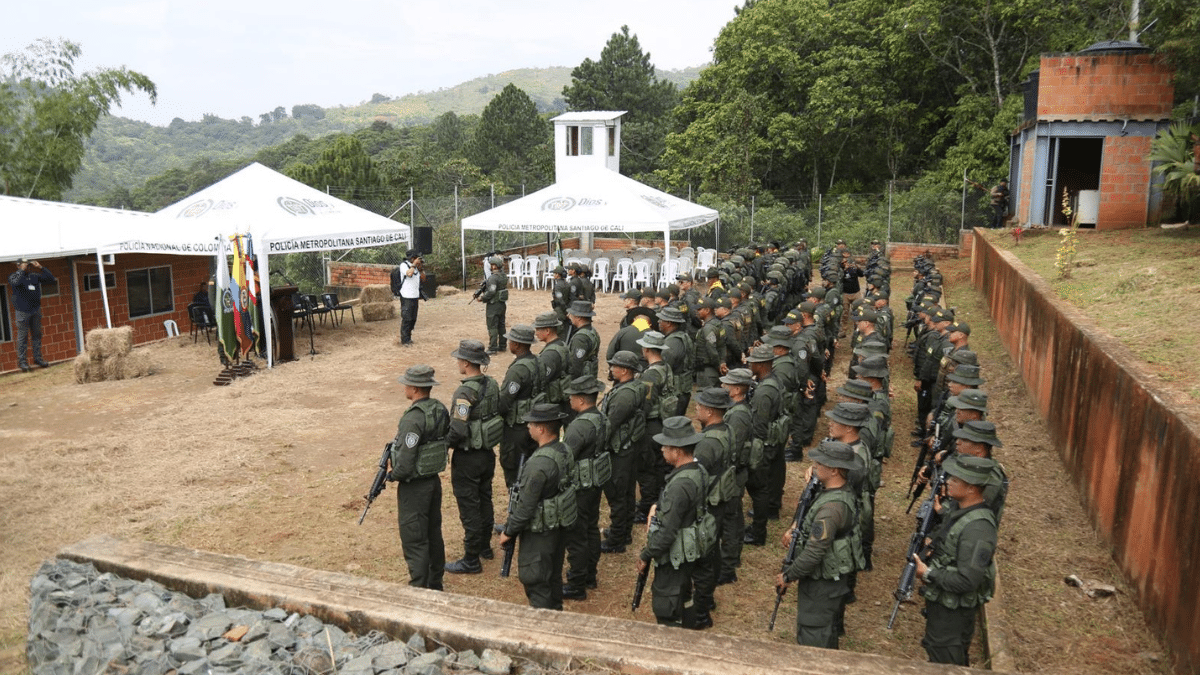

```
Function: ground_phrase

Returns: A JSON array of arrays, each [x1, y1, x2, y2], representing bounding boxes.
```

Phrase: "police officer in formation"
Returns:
[[389, 364, 450, 590], [380, 243, 1006, 662]]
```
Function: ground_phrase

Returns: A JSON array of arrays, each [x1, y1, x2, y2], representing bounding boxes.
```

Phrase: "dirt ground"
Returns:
[[0, 262, 1173, 674]]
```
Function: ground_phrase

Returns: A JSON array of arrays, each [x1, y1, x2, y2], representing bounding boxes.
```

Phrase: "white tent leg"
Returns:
[[261, 251, 274, 368], [96, 251, 112, 329], [664, 229, 671, 289]]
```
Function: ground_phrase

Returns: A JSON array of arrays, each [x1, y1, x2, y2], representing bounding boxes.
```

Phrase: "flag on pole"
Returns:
[[215, 236, 239, 365], [230, 235, 255, 360], [243, 233, 261, 356]]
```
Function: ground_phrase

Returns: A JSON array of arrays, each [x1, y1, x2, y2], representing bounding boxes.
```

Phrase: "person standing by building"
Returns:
[[389, 365, 450, 590], [390, 249, 424, 346], [9, 258, 55, 371]]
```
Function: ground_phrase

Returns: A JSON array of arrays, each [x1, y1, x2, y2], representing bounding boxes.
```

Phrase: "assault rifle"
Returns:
[[358, 443, 392, 525], [888, 467, 946, 629], [907, 422, 942, 511], [631, 562, 650, 612], [469, 278, 487, 303], [769, 474, 821, 631], [499, 454, 526, 578]]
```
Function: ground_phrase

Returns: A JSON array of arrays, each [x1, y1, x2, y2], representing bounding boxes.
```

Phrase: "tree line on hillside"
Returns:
[[3, 1, 1198, 219]]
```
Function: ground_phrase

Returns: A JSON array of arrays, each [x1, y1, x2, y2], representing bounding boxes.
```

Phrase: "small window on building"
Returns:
[[567, 126, 580, 156], [0, 287, 11, 343], [580, 127, 593, 155], [127, 266, 173, 318], [83, 272, 117, 292], [40, 277, 59, 298], [608, 127, 616, 156]]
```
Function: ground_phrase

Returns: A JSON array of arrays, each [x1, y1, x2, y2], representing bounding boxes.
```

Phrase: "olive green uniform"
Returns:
[[536, 338, 571, 414], [721, 399, 752, 575], [563, 407, 609, 593], [746, 373, 787, 542], [390, 397, 451, 589], [637, 360, 675, 518], [662, 329, 694, 415], [694, 317, 726, 389], [599, 377, 647, 546], [693, 421, 733, 618], [498, 352, 541, 488], [567, 324, 600, 381], [446, 374, 500, 561], [921, 503, 998, 666], [640, 461, 711, 627], [479, 271, 508, 352], [782, 484, 863, 648], [504, 440, 578, 610]]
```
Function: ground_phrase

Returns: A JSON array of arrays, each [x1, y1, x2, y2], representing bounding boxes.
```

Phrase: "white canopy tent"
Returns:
[[0, 195, 154, 262], [98, 162, 411, 366], [459, 167, 718, 278]]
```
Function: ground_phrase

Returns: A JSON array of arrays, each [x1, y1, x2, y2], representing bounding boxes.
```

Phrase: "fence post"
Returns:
[[457, 185, 465, 290], [817, 193, 823, 251], [961, 168, 968, 232], [887, 180, 894, 244], [490, 184, 495, 253], [750, 195, 755, 242]]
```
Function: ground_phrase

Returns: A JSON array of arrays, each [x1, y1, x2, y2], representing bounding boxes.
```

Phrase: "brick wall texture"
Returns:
[[1038, 53, 1174, 120], [4, 254, 211, 374]]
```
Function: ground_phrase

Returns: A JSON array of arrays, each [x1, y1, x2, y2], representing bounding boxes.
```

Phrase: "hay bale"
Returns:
[[84, 326, 133, 358], [102, 355, 126, 381], [122, 351, 155, 379], [438, 285, 461, 297], [73, 353, 93, 384], [360, 302, 395, 322], [358, 284, 393, 305]]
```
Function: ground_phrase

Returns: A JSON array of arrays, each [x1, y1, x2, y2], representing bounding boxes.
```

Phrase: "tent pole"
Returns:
[[260, 248, 274, 368], [458, 185, 466, 290], [96, 251, 112, 329]]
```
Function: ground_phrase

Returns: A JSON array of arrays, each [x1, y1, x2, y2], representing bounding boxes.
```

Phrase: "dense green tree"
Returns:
[[469, 84, 550, 187], [285, 134, 380, 198], [1143, 0, 1200, 110], [129, 157, 241, 211], [291, 104, 326, 120], [0, 39, 156, 200], [430, 111, 469, 158], [562, 26, 681, 178]]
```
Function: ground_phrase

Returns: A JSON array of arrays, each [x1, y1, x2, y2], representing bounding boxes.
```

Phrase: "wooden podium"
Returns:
[[270, 285, 299, 362]]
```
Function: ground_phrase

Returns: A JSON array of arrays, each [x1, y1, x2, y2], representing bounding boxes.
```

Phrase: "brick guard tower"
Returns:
[[1009, 41, 1174, 229]]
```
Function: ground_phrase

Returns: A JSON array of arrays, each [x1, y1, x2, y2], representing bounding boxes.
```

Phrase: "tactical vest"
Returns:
[[700, 424, 737, 505], [663, 331, 694, 394], [503, 355, 541, 426], [539, 340, 570, 405], [798, 487, 865, 580], [528, 442, 579, 533], [486, 273, 509, 304], [460, 376, 503, 450], [725, 401, 753, 469], [651, 463, 717, 569], [408, 399, 450, 479], [642, 361, 677, 421], [922, 507, 997, 609], [600, 379, 647, 455], [570, 326, 600, 379], [570, 410, 612, 489]]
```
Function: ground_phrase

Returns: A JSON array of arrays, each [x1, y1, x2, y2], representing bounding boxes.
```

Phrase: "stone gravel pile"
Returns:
[[27, 558, 529, 675]]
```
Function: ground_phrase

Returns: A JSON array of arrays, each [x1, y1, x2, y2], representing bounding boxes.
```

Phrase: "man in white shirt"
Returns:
[[391, 249, 425, 346]]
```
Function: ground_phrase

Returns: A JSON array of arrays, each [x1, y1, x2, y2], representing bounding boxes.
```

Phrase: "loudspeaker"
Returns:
[[414, 227, 433, 255]]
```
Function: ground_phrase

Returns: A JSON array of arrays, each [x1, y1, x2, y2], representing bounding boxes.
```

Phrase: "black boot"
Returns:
[[444, 557, 482, 574]]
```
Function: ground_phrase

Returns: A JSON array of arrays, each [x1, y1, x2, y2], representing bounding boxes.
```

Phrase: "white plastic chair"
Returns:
[[590, 258, 610, 293], [521, 256, 542, 290], [657, 260, 680, 289], [163, 319, 180, 338], [695, 248, 716, 275], [631, 260, 653, 289], [610, 258, 634, 293], [542, 255, 559, 286], [507, 257, 524, 289]]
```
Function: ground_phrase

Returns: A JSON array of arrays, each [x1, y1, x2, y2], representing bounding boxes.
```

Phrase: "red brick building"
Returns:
[[1009, 41, 1175, 229], [2, 196, 211, 374]]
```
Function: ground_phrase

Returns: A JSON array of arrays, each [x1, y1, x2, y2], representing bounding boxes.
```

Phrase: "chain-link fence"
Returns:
[[268, 181, 993, 294]]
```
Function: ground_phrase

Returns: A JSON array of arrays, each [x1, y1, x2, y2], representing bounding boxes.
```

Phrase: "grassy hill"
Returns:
[[66, 65, 705, 204]]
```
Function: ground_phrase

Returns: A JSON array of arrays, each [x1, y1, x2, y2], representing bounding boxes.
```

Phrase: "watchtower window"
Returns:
[[567, 126, 579, 156], [608, 127, 616, 156], [580, 127, 593, 155]]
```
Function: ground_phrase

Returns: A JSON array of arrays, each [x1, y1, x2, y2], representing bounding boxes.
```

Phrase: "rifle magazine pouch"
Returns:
[[414, 441, 448, 478]]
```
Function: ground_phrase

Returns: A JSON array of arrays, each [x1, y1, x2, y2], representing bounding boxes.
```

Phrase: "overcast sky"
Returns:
[[2, 0, 736, 127]]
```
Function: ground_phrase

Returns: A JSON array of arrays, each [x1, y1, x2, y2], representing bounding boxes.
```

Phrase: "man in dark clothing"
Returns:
[[498, 325, 541, 488], [499, 403, 577, 610], [478, 257, 508, 353], [566, 301, 600, 380], [599, 350, 646, 553], [9, 258, 55, 371], [561, 377, 610, 600], [776, 441, 865, 648], [914, 454, 1000, 665], [444, 340, 500, 575], [391, 249, 424, 345], [390, 365, 450, 590], [637, 416, 711, 628]]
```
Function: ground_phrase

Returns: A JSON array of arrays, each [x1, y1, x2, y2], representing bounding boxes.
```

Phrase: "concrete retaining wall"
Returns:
[[970, 232, 1200, 674], [58, 535, 990, 675]]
